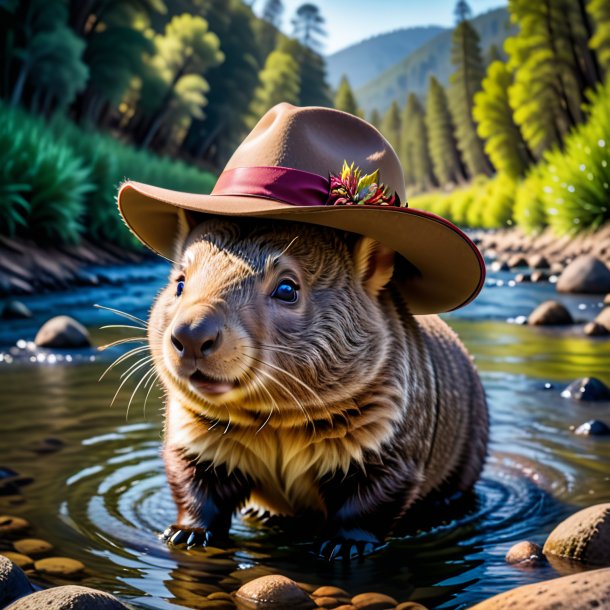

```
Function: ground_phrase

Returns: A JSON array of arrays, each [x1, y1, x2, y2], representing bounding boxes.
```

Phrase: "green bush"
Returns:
[[513, 166, 548, 232], [480, 173, 517, 229], [537, 81, 610, 234], [0, 102, 217, 247]]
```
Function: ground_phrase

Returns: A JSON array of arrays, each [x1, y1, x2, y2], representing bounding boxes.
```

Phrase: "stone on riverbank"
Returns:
[[235, 575, 315, 609], [34, 557, 86, 578], [594, 306, 610, 332], [527, 301, 573, 325], [4, 585, 129, 609], [543, 503, 610, 565], [0, 516, 30, 536], [1, 301, 32, 320], [561, 377, 610, 401], [467, 567, 610, 609], [574, 420, 610, 436], [528, 254, 550, 269], [556, 255, 610, 294], [0, 555, 33, 606], [34, 316, 91, 349], [13, 538, 53, 556], [505, 541, 544, 565], [351, 592, 398, 609], [585, 321, 609, 336]]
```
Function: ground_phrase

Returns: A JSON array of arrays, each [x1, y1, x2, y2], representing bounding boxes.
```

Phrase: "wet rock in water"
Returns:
[[0, 553, 33, 570], [27, 438, 65, 454], [34, 557, 86, 579], [351, 592, 398, 610], [313, 587, 351, 607], [505, 541, 544, 565], [0, 555, 33, 606], [34, 316, 91, 349], [604, 294, 610, 306], [527, 300, 574, 326], [235, 575, 315, 609], [13, 539, 53, 556], [490, 260, 509, 272], [561, 377, 610, 401], [594, 306, 610, 332], [543, 503, 610, 565], [507, 255, 528, 269], [574, 420, 610, 436], [529, 254, 550, 269], [395, 604, 429, 610], [514, 273, 531, 283], [585, 322, 609, 337], [315, 597, 344, 609], [4, 585, 129, 609], [556, 255, 610, 294], [530, 271, 548, 283], [0, 516, 30, 536], [1, 301, 32, 320], [468, 567, 610, 609]]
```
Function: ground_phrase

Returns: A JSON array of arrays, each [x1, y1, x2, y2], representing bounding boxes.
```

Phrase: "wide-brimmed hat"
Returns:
[[118, 103, 484, 314]]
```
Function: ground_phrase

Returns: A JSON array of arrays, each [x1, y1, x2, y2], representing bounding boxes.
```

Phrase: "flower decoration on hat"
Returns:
[[327, 161, 401, 207]]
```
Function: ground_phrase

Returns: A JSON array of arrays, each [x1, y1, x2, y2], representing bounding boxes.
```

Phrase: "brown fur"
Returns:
[[149, 217, 488, 555]]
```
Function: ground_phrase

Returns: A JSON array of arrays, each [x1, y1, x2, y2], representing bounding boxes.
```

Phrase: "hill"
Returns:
[[355, 7, 514, 114], [326, 26, 445, 90]]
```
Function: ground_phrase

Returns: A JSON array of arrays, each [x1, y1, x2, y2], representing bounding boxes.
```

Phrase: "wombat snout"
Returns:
[[170, 313, 224, 359]]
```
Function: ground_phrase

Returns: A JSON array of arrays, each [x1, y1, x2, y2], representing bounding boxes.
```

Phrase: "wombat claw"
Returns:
[[162, 524, 212, 548], [316, 531, 385, 561]]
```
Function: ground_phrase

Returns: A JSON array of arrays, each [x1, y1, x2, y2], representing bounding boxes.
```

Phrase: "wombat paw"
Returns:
[[315, 528, 385, 561], [161, 524, 213, 548]]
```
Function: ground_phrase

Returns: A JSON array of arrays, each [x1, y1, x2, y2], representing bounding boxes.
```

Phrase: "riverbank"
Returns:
[[0, 237, 154, 297]]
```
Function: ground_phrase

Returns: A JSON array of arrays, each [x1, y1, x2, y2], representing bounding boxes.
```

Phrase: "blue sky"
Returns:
[[253, 0, 507, 54]]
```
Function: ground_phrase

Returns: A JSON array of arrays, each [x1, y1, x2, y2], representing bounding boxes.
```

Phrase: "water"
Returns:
[[0, 262, 609, 609]]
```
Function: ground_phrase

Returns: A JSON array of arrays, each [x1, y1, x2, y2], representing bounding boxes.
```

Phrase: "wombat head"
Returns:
[[149, 214, 397, 428]]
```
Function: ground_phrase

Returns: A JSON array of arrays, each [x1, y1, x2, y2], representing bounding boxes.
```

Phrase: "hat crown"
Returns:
[[224, 103, 406, 202]]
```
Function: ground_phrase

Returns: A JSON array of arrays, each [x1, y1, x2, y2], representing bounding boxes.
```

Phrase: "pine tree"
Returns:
[[380, 100, 401, 157], [448, 10, 492, 177], [291, 3, 325, 51], [249, 49, 300, 124], [262, 0, 284, 28], [368, 109, 381, 129], [401, 93, 435, 192], [334, 75, 359, 115], [473, 61, 533, 177], [425, 76, 465, 186], [589, 0, 610, 72]]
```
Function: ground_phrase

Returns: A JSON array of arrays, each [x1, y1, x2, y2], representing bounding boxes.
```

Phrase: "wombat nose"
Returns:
[[171, 315, 223, 358]]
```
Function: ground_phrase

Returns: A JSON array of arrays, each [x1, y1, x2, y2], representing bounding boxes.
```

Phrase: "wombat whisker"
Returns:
[[120, 354, 153, 380], [98, 345, 150, 381], [244, 343, 301, 356], [100, 324, 148, 332], [98, 336, 148, 351], [110, 356, 153, 407], [142, 370, 160, 419], [239, 361, 281, 434], [126, 365, 157, 421], [94, 304, 148, 328]]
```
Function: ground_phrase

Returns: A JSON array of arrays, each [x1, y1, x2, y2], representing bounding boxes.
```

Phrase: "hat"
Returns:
[[118, 103, 484, 314]]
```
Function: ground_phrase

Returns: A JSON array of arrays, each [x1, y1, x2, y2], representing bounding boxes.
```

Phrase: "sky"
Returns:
[[253, 0, 507, 55]]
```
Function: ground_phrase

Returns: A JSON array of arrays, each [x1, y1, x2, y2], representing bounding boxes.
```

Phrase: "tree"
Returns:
[[401, 93, 435, 192], [473, 61, 534, 177], [249, 49, 300, 124], [589, 0, 610, 73], [454, 0, 472, 22], [291, 3, 325, 51], [334, 75, 359, 115], [425, 76, 465, 186], [262, 0, 284, 28], [380, 100, 401, 157], [134, 13, 224, 149], [448, 11, 492, 177]]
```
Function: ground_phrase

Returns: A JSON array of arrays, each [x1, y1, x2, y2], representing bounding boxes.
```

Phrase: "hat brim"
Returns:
[[118, 181, 485, 315]]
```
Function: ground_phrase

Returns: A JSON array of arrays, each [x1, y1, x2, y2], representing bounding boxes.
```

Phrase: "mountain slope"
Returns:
[[326, 26, 445, 90], [355, 7, 514, 114]]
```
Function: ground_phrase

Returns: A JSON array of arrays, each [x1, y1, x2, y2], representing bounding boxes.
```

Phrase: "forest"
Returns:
[[0, 0, 609, 249]]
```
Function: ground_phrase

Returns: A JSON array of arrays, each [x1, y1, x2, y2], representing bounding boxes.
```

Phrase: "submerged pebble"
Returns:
[[34, 557, 86, 578], [13, 538, 53, 556], [505, 541, 544, 565], [0, 516, 30, 536], [351, 592, 398, 609]]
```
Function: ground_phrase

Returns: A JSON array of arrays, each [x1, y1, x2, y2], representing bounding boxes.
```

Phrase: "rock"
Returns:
[[0, 554, 33, 570], [333, 607, 357, 610], [556, 255, 610, 294], [1, 301, 32, 320], [4, 585, 129, 609], [528, 301, 574, 326], [234, 575, 315, 609], [604, 294, 610, 306], [351, 592, 398, 610], [315, 597, 343, 609], [529, 254, 550, 269], [574, 420, 610, 436], [543, 504, 610, 565], [34, 316, 91, 349], [505, 541, 544, 565], [530, 271, 548, 283], [27, 438, 65, 454], [34, 557, 86, 579], [514, 273, 531, 283], [0, 555, 33, 606], [395, 604, 429, 610], [490, 260, 509, 272], [313, 587, 351, 599], [468, 567, 610, 609], [594, 307, 610, 331], [13, 539, 53, 556], [585, 322, 609, 337], [507, 255, 528, 269], [0, 516, 30, 536], [561, 377, 610, 401]]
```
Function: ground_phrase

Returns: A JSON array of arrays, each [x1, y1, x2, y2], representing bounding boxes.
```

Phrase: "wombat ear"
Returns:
[[352, 236, 395, 298], [173, 209, 198, 260]]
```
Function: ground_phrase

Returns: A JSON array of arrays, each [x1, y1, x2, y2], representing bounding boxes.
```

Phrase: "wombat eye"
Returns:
[[272, 279, 298, 303], [175, 281, 185, 297]]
